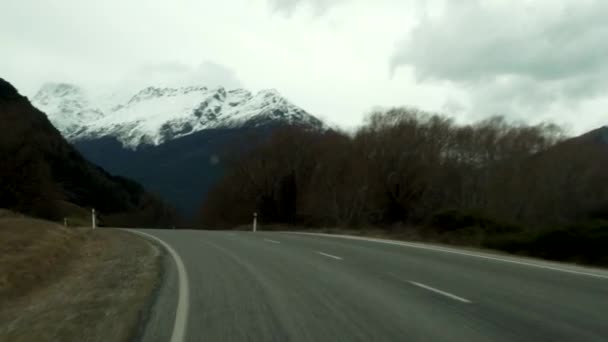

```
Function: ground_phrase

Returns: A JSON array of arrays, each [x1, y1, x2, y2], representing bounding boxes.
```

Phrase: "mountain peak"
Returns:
[[33, 82, 87, 106], [36, 82, 82, 98], [32, 83, 103, 138], [33, 83, 323, 149], [257, 88, 281, 96]]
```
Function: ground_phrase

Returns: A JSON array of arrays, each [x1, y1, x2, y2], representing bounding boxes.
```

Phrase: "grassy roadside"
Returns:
[[0, 212, 83, 299], [0, 211, 162, 342]]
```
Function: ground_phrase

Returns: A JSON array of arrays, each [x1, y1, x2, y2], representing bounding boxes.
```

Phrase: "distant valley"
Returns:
[[33, 83, 324, 216]]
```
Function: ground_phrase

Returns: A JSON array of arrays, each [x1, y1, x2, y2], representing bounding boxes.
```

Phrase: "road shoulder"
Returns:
[[0, 228, 163, 342], [132, 231, 180, 342]]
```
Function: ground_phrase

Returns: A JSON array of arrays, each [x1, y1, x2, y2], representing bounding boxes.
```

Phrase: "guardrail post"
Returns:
[[253, 212, 257, 232]]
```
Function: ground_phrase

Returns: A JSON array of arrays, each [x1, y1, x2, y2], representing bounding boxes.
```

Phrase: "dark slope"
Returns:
[[73, 125, 279, 216], [531, 125, 608, 221], [0, 78, 175, 226], [568, 126, 608, 147]]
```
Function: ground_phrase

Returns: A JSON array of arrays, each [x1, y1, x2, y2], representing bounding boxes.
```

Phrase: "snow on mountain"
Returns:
[[32, 83, 104, 139], [32, 83, 323, 149]]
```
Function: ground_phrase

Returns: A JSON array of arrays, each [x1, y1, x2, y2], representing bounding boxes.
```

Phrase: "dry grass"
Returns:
[[55, 200, 92, 227], [0, 215, 162, 342], [0, 209, 23, 219], [0, 217, 83, 299]]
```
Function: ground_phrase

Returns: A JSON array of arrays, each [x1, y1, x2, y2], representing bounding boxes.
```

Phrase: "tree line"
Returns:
[[200, 108, 608, 265]]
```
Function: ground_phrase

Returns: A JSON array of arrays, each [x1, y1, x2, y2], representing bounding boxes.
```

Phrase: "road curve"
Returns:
[[137, 229, 608, 342]]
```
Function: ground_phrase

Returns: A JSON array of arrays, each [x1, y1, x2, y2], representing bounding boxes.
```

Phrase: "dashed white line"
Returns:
[[316, 251, 343, 260], [408, 281, 472, 303], [288, 232, 608, 280], [125, 229, 189, 342], [264, 238, 281, 244]]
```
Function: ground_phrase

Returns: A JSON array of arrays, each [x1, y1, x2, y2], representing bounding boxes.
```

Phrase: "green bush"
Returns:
[[483, 234, 527, 254], [430, 209, 522, 234], [589, 207, 608, 220], [484, 220, 608, 266], [533, 220, 608, 264], [431, 209, 485, 230]]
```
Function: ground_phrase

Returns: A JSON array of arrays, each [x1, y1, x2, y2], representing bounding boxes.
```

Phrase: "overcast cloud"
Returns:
[[1, 0, 606, 133], [391, 0, 608, 131], [269, 0, 347, 16], [122, 62, 244, 91]]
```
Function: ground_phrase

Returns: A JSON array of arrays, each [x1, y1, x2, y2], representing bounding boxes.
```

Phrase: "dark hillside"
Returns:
[[73, 124, 283, 216], [0, 78, 175, 226], [570, 126, 608, 146]]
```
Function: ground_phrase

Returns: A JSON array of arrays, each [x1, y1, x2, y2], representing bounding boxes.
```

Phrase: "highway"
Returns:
[[135, 230, 608, 342]]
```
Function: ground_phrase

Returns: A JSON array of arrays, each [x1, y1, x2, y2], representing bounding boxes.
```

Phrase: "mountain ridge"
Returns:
[[33, 83, 323, 149]]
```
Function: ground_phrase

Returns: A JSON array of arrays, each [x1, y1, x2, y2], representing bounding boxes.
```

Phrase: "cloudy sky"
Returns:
[[1, 0, 607, 133]]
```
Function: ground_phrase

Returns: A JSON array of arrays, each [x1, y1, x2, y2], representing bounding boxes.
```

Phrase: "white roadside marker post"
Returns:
[[92, 208, 96, 230], [253, 212, 257, 232]]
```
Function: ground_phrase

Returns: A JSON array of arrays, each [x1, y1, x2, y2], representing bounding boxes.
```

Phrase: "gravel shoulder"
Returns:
[[0, 222, 163, 342]]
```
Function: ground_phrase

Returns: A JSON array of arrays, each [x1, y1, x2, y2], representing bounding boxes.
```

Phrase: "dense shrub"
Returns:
[[484, 221, 608, 265], [531, 221, 608, 264]]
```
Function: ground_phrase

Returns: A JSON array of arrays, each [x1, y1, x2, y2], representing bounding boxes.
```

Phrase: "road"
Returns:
[[135, 230, 608, 342]]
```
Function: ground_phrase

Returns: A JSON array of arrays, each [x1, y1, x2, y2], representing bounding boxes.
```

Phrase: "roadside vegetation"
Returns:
[[200, 108, 608, 266], [0, 210, 162, 342], [0, 209, 82, 298]]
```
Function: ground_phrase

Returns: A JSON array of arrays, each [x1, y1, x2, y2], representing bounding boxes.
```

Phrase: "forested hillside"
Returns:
[[201, 108, 608, 265]]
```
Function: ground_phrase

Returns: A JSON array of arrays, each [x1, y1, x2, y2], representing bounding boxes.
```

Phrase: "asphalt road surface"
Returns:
[[135, 230, 608, 342]]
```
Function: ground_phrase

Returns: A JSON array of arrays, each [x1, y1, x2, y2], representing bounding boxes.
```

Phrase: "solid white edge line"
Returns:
[[408, 281, 472, 303], [264, 238, 281, 244], [288, 232, 608, 280], [125, 229, 189, 342], [317, 251, 343, 260]]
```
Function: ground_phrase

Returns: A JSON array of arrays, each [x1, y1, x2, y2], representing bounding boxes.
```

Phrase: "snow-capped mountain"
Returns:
[[31, 82, 324, 215], [32, 83, 105, 138], [33, 83, 323, 149]]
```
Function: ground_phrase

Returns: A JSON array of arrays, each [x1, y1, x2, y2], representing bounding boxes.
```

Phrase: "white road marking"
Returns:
[[408, 280, 472, 303], [264, 238, 281, 244], [126, 230, 189, 342], [317, 251, 343, 260], [288, 233, 608, 280]]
